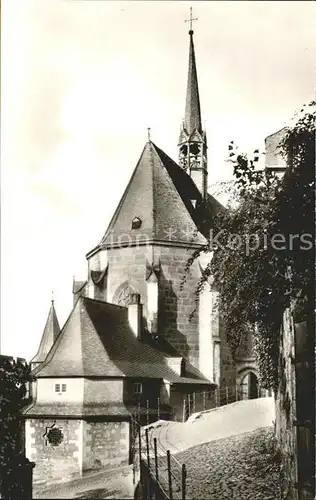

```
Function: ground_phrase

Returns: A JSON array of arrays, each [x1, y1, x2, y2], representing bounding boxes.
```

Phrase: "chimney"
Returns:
[[128, 293, 143, 339]]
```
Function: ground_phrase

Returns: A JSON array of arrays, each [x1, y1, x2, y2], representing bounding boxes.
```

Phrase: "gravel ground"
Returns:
[[175, 426, 281, 500]]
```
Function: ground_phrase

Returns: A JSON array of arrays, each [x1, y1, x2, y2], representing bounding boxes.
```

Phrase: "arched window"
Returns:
[[113, 282, 138, 306]]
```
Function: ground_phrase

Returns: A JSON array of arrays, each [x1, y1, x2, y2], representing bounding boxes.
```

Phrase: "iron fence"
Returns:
[[131, 414, 187, 500]]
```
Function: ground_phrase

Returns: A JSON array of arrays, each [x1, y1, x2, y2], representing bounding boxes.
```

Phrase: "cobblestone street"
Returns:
[[176, 427, 281, 500]]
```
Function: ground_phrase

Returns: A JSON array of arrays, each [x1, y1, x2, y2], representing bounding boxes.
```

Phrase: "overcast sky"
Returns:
[[1, 0, 315, 360]]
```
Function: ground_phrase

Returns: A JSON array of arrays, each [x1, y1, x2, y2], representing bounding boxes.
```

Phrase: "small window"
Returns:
[[61, 384, 67, 392], [55, 384, 60, 393], [131, 217, 142, 230], [133, 382, 142, 395]]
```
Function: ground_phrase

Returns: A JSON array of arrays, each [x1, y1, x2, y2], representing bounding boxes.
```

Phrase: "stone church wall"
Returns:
[[89, 243, 236, 387], [93, 244, 201, 368], [218, 306, 236, 394], [157, 245, 200, 368]]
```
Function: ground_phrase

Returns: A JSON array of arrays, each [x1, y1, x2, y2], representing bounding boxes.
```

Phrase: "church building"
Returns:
[[23, 23, 236, 483]]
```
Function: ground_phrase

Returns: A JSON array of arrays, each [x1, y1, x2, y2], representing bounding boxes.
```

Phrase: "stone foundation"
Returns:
[[26, 419, 82, 484], [25, 418, 130, 485]]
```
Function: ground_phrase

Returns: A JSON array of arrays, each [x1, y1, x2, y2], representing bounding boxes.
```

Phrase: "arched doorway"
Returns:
[[240, 371, 259, 400]]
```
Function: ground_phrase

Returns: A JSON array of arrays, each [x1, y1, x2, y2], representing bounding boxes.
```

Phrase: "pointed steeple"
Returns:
[[31, 298, 61, 370], [184, 30, 202, 135], [178, 9, 208, 199]]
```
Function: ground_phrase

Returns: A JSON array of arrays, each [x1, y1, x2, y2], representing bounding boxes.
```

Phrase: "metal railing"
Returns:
[[131, 414, 187, 500]]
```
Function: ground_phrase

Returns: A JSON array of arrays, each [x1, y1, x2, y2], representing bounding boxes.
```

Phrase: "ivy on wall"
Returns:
[[189, 101, 315, 390]]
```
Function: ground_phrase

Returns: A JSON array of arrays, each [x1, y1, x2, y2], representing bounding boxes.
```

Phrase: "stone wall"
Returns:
[[275, 308, 298, 500], [25, 418, 131, 485], [275, 309, 315, 500], [82, 420, 130, 471], [26, 419, 82, 485]]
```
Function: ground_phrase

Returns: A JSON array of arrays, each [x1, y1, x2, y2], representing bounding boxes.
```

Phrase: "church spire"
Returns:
[[30, 299, 61, 370], [178, 7, 208, 199], [184, 10, 202, 135]]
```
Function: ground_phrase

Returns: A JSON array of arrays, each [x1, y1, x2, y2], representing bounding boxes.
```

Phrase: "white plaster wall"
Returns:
[[36, 378, 84, 404]]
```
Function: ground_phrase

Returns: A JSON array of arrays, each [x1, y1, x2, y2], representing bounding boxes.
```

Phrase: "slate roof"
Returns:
[[88, 142, 224, 255], [32, 297, 212, 385], [30, 301, 60, 365], [23, 402, 131, 418]]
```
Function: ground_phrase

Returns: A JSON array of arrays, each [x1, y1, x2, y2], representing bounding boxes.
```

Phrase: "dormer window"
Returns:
[[132, 217, 142, 230]]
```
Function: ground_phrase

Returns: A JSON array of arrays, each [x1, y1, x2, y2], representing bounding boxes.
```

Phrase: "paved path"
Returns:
[[34, 398, 275, 499], [176, 426, 281, 499], [145, 397, 275, 455], [33, 465, 134, 499]]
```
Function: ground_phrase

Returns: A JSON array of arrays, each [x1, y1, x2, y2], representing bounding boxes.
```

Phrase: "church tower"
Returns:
[[178, 12, 208, 199]]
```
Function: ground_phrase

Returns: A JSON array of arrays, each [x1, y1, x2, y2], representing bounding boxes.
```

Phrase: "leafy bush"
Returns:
[[190, 102, 315, 389]]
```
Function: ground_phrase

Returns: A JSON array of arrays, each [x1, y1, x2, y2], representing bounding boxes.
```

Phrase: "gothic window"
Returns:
[[114, 282, 138, 307], [190, 143, 200, 156], [132, 217, 142, 230], [43, 425, 64, 447], [180, 144, 188, 155]]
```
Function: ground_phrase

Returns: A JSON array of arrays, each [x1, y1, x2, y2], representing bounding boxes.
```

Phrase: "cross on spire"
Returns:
[[147, 127, 151, 141], [185, 6, 198, 33]]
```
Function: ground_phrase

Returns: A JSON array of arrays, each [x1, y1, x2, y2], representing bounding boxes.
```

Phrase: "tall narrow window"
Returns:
[[61, 384, 67, 392], [55, 384, 60, 393]]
